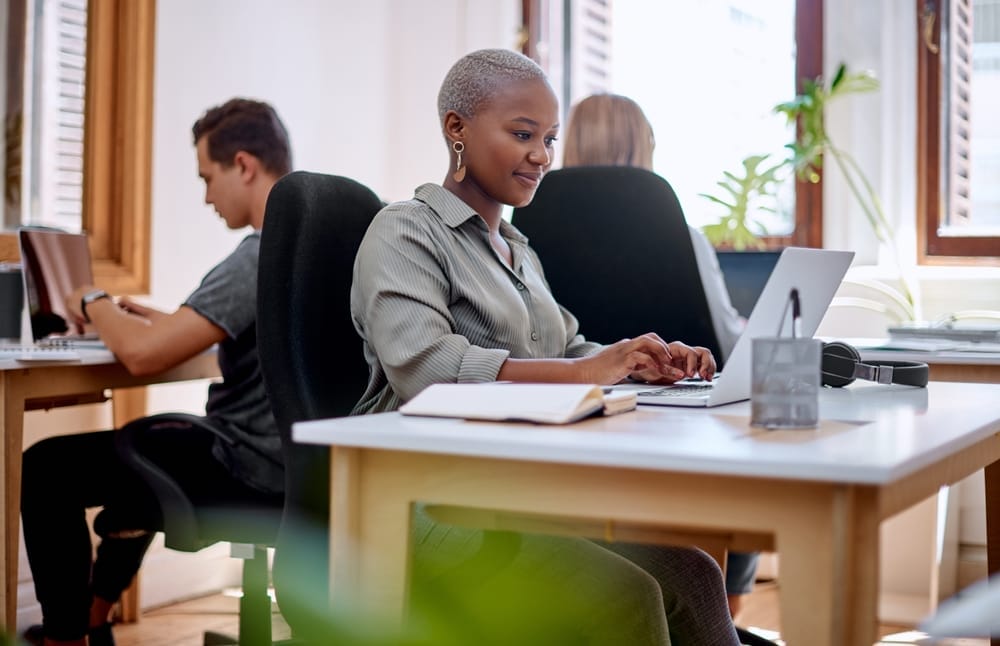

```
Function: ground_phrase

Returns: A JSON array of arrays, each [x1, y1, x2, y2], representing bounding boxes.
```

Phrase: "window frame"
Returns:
[[917, 0, 1000, 264], [1, 0, 154, 293]]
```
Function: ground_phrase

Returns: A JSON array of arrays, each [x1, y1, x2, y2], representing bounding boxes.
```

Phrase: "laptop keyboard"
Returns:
[[0, 345, 81, 361], [637, 384, 715, 398]]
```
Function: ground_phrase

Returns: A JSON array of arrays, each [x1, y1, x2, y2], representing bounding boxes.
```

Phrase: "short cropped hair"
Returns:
[[437, 48, 548, 122], [563, 93, 656, 170], [192, 98, 292, 177]]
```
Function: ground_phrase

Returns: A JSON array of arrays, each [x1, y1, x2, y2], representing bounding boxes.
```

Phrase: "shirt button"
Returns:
[[530, 331, 538, 341], [516, 282, 526, 291]]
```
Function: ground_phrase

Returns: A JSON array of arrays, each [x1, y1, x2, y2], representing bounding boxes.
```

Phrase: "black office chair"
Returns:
[[256, 171, 383, 642], [511, 166, 725, 366], [110, 413, 284, 646]]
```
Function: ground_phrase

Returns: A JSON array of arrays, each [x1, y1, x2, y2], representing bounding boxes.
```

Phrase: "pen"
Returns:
[[790, 288, 802, 339]]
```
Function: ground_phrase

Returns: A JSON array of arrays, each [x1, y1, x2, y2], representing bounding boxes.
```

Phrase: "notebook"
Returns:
[[400, 383, 638, 424], [17, 228, 102, 345], [611, 247, 854, 407]]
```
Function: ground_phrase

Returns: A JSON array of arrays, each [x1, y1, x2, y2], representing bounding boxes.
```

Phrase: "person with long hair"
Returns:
[[563, 93, 744, 363]]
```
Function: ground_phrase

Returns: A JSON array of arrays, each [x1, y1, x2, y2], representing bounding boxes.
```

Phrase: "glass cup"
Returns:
[[751, 337, 821, 429]]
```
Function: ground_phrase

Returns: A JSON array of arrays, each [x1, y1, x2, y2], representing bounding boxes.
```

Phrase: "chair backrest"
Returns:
[[257, 171, 383, 637], [511, 166, 724, 364]]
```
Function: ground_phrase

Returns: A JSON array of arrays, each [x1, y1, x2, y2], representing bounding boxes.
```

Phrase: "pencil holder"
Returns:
[[751, 337, 821, 429]]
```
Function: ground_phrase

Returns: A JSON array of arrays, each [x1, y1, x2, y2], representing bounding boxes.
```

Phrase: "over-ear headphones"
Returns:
[[821, 341, 929, 388]]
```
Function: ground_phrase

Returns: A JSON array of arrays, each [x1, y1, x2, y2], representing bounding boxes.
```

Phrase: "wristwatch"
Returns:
[[80, 289, 111, 323]]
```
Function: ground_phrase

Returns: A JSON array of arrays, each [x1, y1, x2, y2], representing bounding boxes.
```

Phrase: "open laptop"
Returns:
[[17, 228, 102, 345], [612, 247, 854, 407]]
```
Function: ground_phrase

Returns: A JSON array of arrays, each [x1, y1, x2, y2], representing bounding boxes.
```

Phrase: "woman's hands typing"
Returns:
[[578, 333, 716, 385]]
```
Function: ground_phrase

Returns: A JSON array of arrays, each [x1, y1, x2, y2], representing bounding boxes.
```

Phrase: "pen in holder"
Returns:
[[750, 288, 821, 429]]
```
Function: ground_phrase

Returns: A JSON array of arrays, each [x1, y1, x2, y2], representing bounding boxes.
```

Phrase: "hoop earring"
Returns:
[[452, 141, 466, 183]]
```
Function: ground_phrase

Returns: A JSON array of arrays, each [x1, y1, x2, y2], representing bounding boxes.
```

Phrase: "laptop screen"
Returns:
[[18, 228, 95, 341], [715, 250, 782, 319]]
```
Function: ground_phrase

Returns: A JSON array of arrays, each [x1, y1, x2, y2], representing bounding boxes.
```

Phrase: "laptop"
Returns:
[[612, 247, 854, 407], [17, 228, 102, 345]]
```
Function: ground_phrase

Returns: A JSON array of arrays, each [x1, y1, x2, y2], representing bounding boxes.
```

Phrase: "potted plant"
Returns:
[[699, 153, 786, 251], [774, 63, 921, 321]]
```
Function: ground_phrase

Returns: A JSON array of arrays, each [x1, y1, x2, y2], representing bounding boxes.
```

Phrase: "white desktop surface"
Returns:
[[294, 380, 1000, 646], [296, 382, 975, 485], [0, 345, 114, 368]]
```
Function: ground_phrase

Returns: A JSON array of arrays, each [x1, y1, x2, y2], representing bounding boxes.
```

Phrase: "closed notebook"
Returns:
[[399, 383, 637, 424]]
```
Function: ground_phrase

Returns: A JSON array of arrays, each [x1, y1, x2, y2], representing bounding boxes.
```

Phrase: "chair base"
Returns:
[[204, 630, 239, 646], [202, 544, 273, 646]]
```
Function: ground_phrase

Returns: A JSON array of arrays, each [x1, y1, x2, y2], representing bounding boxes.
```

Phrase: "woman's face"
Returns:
[[458, 78, 560, 208]]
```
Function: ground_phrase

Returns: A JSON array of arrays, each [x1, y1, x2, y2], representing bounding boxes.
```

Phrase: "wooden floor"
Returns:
[[112, 589, 290, 646], [107, 581, 989, 646]]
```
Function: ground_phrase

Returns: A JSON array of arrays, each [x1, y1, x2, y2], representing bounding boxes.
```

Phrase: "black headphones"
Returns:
[[821, 341, 929, 388]]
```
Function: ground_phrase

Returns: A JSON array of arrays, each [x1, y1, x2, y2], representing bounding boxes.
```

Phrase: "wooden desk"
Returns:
[[1, 349, 220, 629], [294, 381, 1000, 646]]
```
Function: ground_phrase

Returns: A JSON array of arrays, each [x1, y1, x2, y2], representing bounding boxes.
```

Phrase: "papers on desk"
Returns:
[[399, 383, 637, 424], [853, 337, 1000, 353], [888, 323, 1000, 343]]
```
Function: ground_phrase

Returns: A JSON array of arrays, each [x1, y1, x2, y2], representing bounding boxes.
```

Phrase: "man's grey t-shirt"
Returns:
[[183, 232, 282, 493]]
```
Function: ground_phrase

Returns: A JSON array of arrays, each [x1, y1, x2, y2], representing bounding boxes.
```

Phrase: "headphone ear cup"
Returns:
[[822, 341, 861, 388]]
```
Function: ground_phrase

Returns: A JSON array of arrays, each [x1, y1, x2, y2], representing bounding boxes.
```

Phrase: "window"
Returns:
[[522, 0, 823, 248], [1, 0, 154, 293], [918, 0, 1000, 262], [20, 0, 88, 232]]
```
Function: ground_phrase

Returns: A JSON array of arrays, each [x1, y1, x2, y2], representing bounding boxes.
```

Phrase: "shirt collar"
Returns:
[[414, 183, 528, 245]]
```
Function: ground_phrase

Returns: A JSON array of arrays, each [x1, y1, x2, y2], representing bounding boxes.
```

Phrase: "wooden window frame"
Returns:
[[917, 0, 1000, 264], [769, 0, 824, 249], [1, 0, 155, 293]]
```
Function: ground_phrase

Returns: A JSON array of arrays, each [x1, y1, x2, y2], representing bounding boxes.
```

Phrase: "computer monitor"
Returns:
[[715, 249, 782, 319]]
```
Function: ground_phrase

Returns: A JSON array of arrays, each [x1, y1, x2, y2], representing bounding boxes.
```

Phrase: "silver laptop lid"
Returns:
[[18, 228, 95, 342], [628, 247, 854, 408]]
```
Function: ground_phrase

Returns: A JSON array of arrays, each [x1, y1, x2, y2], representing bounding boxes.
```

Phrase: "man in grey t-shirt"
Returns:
[[20, 98, 291, 646]]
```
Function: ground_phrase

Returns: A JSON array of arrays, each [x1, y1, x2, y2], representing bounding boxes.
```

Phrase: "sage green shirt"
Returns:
[[351, 183, 601, 414]]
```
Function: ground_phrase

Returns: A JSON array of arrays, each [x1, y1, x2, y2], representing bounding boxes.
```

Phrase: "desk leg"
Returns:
[[776, 485, 879, 646], [1, 373, 26, 630], [331, 447, 413, 625], [986, 460, 1000, 646]]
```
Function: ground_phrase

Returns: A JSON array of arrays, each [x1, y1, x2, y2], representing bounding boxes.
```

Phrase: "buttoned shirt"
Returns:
[[351, 183, 601, 414]]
